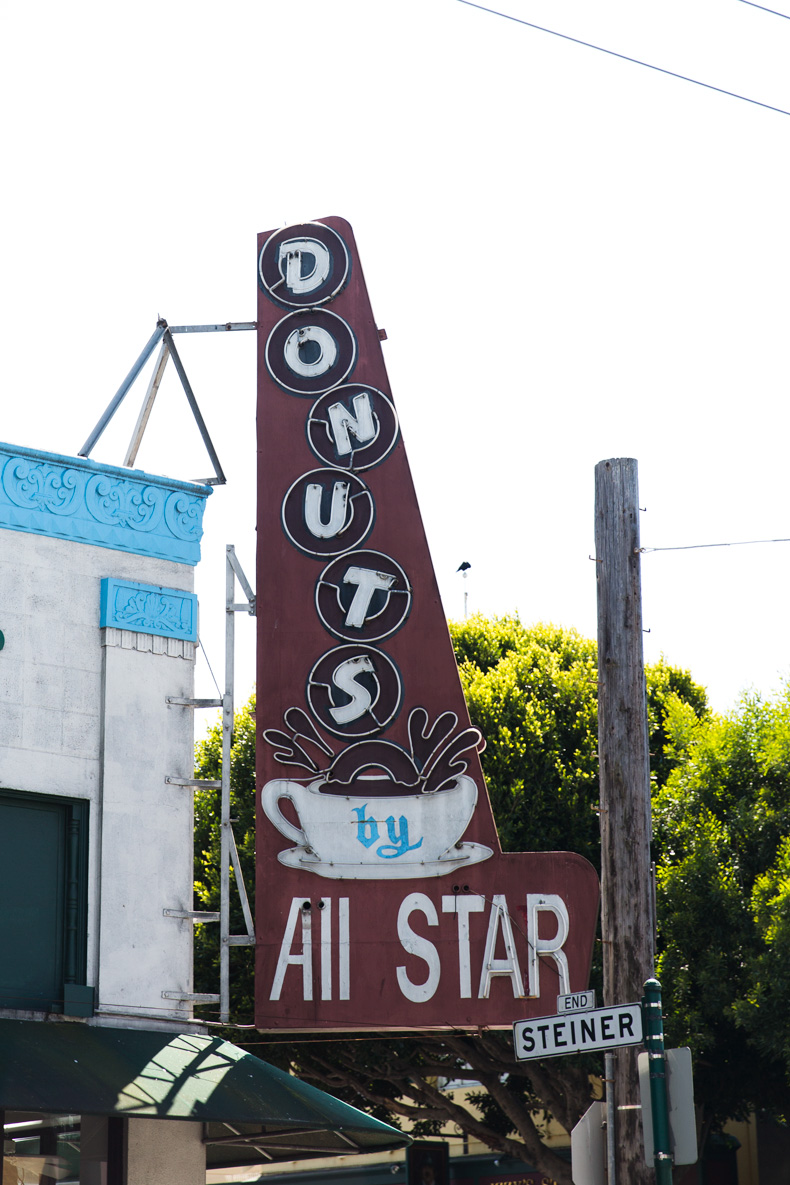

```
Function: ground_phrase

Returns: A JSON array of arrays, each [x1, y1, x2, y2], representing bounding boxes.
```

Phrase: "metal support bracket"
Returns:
[[167, 697, 223, 709], [162, 328, 226, 485], [164, 909, 220, 922], [227, 547, 256, 616], [166, 776, 221, 789], [162, 991, 221, 1004], [77, 317, 255, 483]]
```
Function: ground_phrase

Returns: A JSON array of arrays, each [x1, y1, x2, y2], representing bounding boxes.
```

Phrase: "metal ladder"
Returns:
[[163, 544, 256, 1023]]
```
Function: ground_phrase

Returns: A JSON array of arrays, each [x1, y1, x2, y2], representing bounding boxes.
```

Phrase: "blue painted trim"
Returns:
[[0, 443, 211, 566], [100, 578, 199, 641]]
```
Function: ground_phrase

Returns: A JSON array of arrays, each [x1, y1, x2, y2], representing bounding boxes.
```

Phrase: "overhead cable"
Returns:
[[456, 0, 790, 118], [738, 0, 790, 20], [640, 536, 790, 554]]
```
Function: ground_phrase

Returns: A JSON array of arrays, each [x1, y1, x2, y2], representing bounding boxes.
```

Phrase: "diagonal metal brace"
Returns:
[[78, 318, 230, 485], [79, 321, 168, 457], [163, 329, 226, 486]]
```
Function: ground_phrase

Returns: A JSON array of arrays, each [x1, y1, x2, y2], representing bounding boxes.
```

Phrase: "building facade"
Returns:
[[0, 442, 407, 1184]]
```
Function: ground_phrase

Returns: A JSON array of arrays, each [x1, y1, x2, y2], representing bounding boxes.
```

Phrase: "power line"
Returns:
[[456, 0, 790, 118], [738, 0, 790, 19], [640, 536, 790, 554], [198, 632, 224, 700]]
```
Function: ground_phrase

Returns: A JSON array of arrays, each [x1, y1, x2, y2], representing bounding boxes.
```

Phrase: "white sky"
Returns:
[[2, 0, 789, 720]]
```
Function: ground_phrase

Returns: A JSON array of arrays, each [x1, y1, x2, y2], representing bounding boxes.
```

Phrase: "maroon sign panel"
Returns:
[[256, 217, 599, 1030]]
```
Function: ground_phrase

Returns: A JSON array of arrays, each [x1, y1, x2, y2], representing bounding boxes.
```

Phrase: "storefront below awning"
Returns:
[[0, 1018, 409, 1161]]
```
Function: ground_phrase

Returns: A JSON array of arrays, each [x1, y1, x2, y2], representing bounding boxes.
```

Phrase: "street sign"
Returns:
[[513, 1002, 643, 1060], [638, 1047, 698, 1167], [571, 1101, 605, 1185], [557, 989, 595, 1013]]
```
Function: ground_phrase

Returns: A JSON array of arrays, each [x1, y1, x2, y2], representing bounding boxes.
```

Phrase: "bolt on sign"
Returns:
[[255, 217, 600, 1030]]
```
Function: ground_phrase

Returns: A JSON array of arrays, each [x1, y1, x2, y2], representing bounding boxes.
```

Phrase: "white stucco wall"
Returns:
[[0, 523, 203, 1028], [99, 628, 197, 1022]]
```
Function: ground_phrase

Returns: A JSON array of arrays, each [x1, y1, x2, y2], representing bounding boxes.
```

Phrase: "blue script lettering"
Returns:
[[376, 815, 424, 859], [352, 804, 379, 848]]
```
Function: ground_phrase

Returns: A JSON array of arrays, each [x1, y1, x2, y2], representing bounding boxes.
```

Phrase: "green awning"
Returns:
[[0, 1018, 409, 1162]]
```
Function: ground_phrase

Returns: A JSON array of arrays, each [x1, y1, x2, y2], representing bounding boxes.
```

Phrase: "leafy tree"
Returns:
[[450, 621, 600, 864], [653, 688, 790, 1146], [194, 696, 256, 1021], [193, 617, 711, 1184]]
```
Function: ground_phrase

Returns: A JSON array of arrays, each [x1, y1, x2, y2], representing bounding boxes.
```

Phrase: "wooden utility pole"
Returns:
[[595, 458, 654, 1184]]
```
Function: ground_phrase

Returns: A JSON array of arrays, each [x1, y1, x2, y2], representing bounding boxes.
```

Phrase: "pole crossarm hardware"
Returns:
[[77, 318, 256, 483]]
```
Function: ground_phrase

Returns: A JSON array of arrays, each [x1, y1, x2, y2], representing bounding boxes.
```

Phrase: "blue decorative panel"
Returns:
[[0, 444, 212, 566], [100, 578, 198, 641]]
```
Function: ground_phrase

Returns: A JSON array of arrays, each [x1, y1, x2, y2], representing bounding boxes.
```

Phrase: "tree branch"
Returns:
[[473, 1070, 573, 1185]]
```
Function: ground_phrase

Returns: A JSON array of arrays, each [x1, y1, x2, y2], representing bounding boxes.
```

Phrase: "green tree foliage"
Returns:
[[653, 689, 790, 1136], [193, 696, 256, 1021], [198, 616, 786, 1182], [449, 619, 705, 869], [449, 620, 599, 864]]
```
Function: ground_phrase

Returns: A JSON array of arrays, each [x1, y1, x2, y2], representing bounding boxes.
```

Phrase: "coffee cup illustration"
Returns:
[[261, 774, 492, 880]]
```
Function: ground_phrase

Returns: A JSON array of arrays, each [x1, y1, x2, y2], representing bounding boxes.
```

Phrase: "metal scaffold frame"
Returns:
[[219, 544, 257, 1022], [164, 546, 256, 1023], [78, 318, 257, 485]]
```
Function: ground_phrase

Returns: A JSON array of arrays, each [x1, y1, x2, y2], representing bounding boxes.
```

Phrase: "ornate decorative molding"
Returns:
[[100, 579, 198, 642], [0, 444, 211, 565], [101, 628, 196, 661]]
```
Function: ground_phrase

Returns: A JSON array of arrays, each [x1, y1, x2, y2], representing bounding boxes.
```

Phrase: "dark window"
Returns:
[[408, 1142, 450, 1185], [1, 1112, 126, 1185], [0, 790, 89, 1014]]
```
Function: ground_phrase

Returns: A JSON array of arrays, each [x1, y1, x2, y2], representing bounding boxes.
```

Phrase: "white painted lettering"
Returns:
[[304, 481, 350, 539], [442, 894, 485, 998], [328, 654, 378, 725], [327, 391, 377, 455], [320, 898, 332, 1001], [339, 897, 350, 1001], [527, 893, 570, 997], [284, 324, 338, 378], [279, 238, 332, 295], [396, 893, 441, 1003], [478, 893, 524, 999], [270, 898, 313, 1002], [342, 566, 396, 628]]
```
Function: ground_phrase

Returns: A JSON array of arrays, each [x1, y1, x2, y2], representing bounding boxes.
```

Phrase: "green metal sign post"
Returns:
[[642, 978, 673, 1183]]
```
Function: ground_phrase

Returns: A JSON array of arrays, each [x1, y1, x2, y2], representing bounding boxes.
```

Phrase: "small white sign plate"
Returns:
[[557, 989, 596, 1014], [513, 1002, 643, 1061], [638, 1047, 698, 1166]]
